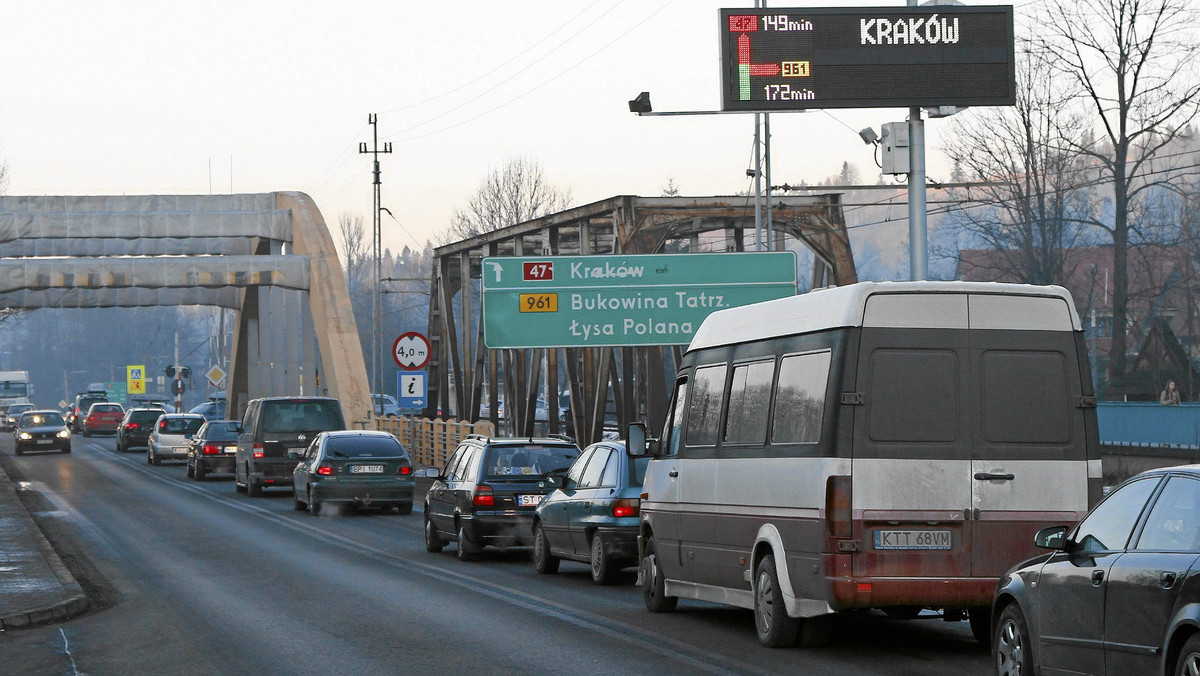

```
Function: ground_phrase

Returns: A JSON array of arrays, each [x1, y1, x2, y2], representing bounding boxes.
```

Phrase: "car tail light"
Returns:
[[317, 464, 334, 476], [397, 465, 412, 475], [472, 484, 494, 507], [826, 475, 852, 538], [87, 415, 95, 422], [125, 422, 139, 430], [160, 420, 168, 430], [252, 442, 264, 459], [202, 443, 221, 455], [612, 498, 640, 518]]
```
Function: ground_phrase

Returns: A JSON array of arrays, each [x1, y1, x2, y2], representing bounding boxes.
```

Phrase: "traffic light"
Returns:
[[165, 365, 175, 377], [180, 366, 191, 379]]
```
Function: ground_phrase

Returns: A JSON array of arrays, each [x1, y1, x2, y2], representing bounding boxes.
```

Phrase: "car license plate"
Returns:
[[516, 494, 542, 507], [36, 439, 53, 445], [350, 465, 384, 474], [224, 446, 237, 454], [873, 530, 952, 550]]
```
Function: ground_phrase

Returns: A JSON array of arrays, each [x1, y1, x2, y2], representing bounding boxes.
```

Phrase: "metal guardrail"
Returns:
[[376, 416, 495, 468]]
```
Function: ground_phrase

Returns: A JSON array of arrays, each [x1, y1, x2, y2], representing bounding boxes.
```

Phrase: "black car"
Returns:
[[236, 397, 346, 497], [532, 440, 649, 584], [189, 399, 227, 421], [992, 465, 1200, 676], [423, 435, 581, 561], [116, 407, 167, 452], [69, 393, 107, 433], [187, 420, 239, 480], [14, 410, 71, 455], [290, 430, 415, 515]]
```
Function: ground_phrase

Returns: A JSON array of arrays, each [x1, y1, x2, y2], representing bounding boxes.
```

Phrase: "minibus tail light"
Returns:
[[826, 475, 852, 538], [252, 442, 264, 459]]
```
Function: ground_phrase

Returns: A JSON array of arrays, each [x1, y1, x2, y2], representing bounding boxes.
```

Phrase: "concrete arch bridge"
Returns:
[[0, 192, 370, 425]]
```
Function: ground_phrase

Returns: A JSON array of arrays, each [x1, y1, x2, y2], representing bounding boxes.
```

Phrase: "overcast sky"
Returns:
[[2, 0, 970, 254]]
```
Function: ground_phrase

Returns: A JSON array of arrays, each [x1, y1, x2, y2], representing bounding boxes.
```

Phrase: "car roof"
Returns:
[[159, 413, 205, 419], [1132, 464, 1200, 480], [323, 430, 395, 438], [24, 409, 63, 415]]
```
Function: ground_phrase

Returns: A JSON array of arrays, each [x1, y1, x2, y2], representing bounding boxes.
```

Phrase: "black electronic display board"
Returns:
[[719, 6, 1015, 111]]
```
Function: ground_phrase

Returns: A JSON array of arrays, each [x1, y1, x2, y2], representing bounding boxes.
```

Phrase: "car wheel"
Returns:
[[755, 554, 800, 648], [14, 447, 22, 456], [994, 603, 1033, 676], [395, 502, 413, 515], [533, 523, 559, 574], [247, 474, 262, 497], [83, 428, 91, 438], [424, 515, 445, 553], [457, 525, 479, 561], [235, 466, 247, 493], [307, 489, 320, 516], [293, 490, 306, 511], [62, 447, 71, 454], [146, 449, 153, 465], [590, 533, 615, 585], [186, 461, 195, 478], [1175, 634, 1200, 676], [969, 606, 992, 647], [641, 536, 677, 613], [194, 463, 206, 481]]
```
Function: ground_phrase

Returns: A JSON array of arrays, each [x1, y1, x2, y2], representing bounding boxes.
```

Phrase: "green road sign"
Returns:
[[481, 252, 798, 348]]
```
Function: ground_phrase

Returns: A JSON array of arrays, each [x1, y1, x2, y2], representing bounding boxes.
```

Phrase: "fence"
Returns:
[[376, 416, 496, 468]]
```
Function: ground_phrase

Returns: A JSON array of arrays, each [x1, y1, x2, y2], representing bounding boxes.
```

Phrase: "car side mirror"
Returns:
[[542, 475, 561, 489], [287, 450, 301, 461], [1035, 525, 1069, 551], [419, 467, 441, 479]]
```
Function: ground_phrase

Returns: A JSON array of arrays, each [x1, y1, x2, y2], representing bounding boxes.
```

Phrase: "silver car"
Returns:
[[147, 413, 205, 466]]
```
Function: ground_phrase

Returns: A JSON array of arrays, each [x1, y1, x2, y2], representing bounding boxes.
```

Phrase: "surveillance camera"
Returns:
[[858, 127, 879, 145], [628, 92, 653, 114]]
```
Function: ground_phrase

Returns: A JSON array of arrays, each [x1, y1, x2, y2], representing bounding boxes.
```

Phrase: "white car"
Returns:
[[147, 413, 205, 466]]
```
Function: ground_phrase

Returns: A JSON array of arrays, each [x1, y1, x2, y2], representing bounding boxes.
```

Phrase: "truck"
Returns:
[[0, 370, 33, 417]]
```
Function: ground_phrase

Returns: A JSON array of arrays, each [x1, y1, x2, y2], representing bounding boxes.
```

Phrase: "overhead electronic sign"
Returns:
[[719, 6, 1015, 111]]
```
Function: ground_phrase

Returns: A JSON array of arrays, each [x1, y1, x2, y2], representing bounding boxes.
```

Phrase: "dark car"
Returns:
[[4, 403, 34, 431], [83, 402, 125, 437], [187, 420, 240, 480], [236, 397, 346, 497], [290, 431, 415, 515], [423, 435, 581, 561], [116, 407, 167, 452], [14, 410, 71, 455], [531, 439, 649, 584], [992, 465, 1200, 676], [189, 399, 227, 421], [70, 393, 108, 433]]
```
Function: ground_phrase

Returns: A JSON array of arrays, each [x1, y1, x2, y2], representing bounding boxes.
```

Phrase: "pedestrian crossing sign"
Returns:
[[127, 365, 146, 395]]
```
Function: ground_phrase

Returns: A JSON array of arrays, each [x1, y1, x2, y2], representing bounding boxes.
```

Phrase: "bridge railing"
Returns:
[[376, 416, 496, 468]]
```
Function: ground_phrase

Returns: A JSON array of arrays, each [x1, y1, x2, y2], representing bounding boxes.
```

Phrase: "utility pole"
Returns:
[[359, 114, 392, 415]]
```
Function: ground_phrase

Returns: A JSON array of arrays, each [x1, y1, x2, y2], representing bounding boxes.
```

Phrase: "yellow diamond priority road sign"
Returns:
[[205, 365, 227, 388]]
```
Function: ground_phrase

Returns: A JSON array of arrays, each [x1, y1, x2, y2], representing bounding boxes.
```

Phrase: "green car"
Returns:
[[532, 439, 650, 584], [290, 430, 415, 515]]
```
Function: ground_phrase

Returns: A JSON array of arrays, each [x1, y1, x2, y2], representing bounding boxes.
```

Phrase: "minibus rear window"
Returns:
[[773, 351, 831, 444]]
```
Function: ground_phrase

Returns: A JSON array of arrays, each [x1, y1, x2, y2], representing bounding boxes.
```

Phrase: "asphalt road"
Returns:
[[0, 434, 990, 676]]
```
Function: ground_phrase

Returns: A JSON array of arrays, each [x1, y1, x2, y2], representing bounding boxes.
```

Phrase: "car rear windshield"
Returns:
[[92, 404, 122, 413], [631, 456, 651, 486], [160, 417, 204, 435], [22, 412, 64, 426], [483, 444, 579, 479], [130, 410, 164, 424], [203, 421, 239, 440], [325, 436, 407, 459], [261, 400, 344, 434], [78, 396, 106, 410]]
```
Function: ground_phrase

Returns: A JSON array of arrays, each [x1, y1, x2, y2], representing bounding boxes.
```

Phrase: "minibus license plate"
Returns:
[[874, 530, 952, 550], [350, 465, 384, 474], [516, 494, 541, 507]]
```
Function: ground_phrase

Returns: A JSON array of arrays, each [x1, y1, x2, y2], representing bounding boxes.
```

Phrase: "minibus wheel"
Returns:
[[641, 536, 677, 613], [755, 555, 800, 648]]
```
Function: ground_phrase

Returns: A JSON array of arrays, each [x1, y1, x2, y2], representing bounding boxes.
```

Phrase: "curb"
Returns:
[[0, 469, 91, 631]]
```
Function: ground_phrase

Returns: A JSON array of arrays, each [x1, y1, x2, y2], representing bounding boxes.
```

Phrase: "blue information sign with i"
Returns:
[[397, 371, 427, 409]]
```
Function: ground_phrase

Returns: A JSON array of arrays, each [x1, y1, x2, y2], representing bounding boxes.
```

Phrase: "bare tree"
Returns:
[[661, 176, 681, 197], [446, 156, 572, 241], [337, 212, 369, 293], [1034, 0, 1200, 381], [940, 47, 1096, 285]]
